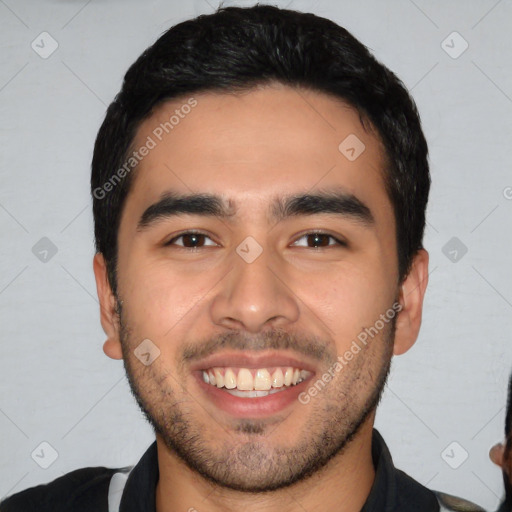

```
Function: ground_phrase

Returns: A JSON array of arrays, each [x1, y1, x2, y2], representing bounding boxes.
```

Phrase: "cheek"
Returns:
[[293, 262, 393, 341], [119, 256, 218, 338]]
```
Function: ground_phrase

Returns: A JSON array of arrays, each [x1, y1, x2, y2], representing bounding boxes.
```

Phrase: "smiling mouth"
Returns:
[[201, 366, 312, 398]]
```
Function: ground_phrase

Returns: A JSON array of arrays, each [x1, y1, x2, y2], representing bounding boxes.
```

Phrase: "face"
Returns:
[[94, 83, 428, 492]]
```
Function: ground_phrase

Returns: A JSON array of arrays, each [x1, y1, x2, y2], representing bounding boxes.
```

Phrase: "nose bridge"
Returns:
[[209, 236, 299, 332]]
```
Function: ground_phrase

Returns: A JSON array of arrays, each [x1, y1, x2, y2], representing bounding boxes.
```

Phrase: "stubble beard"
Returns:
[[118, 304, 395, 493]]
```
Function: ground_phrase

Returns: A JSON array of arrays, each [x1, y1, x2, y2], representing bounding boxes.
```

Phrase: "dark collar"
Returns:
[[119, 440, 158, 512], [361, 429, 438, 511], [119, 428, 438, 512]]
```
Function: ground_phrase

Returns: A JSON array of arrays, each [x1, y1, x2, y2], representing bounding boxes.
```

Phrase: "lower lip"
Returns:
[[194, 372, 311, 418]]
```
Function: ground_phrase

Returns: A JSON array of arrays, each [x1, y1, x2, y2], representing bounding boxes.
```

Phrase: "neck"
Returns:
[[155, 419, 376, 512]]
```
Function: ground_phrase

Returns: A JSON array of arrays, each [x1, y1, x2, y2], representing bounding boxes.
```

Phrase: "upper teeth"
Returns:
[[202, 367, 311, 391]]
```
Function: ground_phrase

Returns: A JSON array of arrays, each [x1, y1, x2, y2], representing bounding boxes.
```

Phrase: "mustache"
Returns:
[[181, 328, 336, 366], [115, 299, 335, 366]]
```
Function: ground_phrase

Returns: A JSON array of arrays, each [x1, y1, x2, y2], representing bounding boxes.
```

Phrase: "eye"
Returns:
[[164, 231, 346, 250], [165, 231, 217, 249], [292, 232, 346, 249]]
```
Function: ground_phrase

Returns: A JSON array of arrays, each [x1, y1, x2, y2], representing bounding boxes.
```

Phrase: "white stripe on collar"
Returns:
[[108, 468, 133, 512]]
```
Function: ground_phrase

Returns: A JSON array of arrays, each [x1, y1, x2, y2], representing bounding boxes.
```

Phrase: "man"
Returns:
[[0, 5, 484, 511], [490, 373, 512, 512]]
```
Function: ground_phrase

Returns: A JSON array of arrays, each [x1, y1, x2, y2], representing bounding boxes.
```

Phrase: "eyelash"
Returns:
[[164, 230, 347, 250]]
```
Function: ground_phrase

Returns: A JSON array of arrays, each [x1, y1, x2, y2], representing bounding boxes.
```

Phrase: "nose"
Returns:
[[209, 242, 300, 333]]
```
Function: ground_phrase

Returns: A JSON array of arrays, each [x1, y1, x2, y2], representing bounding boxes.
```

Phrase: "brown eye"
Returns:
[[292, 232, 346, 249], [165, 232, 217, 249]]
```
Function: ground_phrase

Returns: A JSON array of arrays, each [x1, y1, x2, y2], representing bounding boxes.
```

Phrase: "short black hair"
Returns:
[[503, 373, 512, 508], [91, 4, 430, 295], [506, 373, 512, 439]]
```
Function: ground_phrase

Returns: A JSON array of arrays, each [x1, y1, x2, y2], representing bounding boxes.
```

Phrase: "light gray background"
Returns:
[[1, 0, 511, 509]]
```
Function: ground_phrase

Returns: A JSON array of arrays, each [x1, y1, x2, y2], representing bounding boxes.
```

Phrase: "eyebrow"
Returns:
[[137, 187, 375, 231]]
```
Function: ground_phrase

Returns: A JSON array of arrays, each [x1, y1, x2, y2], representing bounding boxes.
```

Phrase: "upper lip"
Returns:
[[189, 351, 318, 374]]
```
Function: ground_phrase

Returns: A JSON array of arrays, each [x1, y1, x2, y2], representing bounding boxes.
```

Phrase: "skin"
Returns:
[[93, 83, 429, 512]]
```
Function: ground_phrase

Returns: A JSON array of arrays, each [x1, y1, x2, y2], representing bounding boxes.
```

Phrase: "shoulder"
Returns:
[[0, 465, 128, 512], [433, 490, 487, 512], [391, 468, 485, 511]]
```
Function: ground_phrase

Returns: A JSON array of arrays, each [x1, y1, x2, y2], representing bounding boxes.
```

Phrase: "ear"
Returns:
[[490, 443, 505, 468], [393, 249, 429, 356], [93, 253, 123, 360]]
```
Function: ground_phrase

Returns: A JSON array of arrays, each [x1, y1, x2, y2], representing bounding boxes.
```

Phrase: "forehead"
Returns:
[[126, 84, 391, 224]]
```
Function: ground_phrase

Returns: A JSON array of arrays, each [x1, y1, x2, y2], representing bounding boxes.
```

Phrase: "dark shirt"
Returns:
[[0, 429, 484, 511], [496, 500, 512, 512]]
